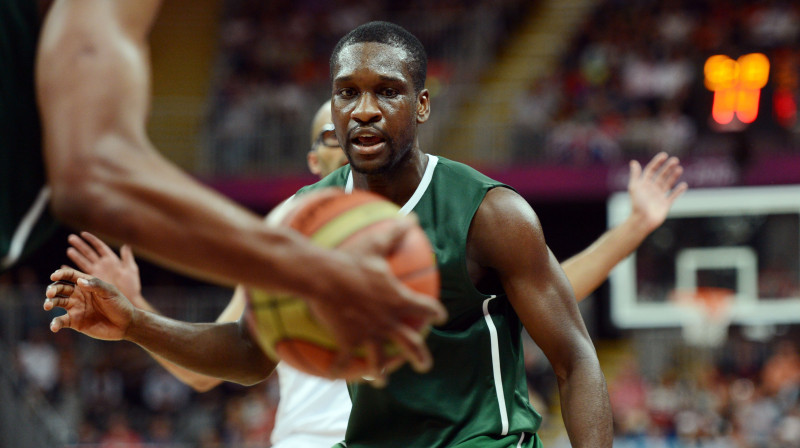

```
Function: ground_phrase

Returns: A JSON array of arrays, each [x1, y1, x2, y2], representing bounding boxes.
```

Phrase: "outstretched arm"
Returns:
[[471, 188, 612, 447], [561, 152, 688, 301], [66, 232, 238, 392], [45, 267, 274, 386], [36, 0, 446, 375]]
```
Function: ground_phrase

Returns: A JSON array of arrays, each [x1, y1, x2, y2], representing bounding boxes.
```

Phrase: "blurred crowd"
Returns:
[[204, 0, 529, 175], [6, 288, 799, 447], [202, 0, 800, 177], [512, 0, 800, 168], [524, 328, 800, 448]]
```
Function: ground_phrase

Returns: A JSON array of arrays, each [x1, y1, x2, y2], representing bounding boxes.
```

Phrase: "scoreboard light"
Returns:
[[704, 53, 770, 125]]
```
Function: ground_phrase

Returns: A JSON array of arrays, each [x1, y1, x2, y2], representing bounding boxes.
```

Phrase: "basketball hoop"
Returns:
[[670, 287, 734, 348]]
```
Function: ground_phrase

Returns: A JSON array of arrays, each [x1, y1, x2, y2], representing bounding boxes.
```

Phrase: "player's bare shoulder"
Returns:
[[468, 187, 546, 270], [474, 187, 542, 236]]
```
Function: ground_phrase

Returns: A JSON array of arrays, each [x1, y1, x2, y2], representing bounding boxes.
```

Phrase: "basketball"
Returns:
[[244, 187, 440, 380]]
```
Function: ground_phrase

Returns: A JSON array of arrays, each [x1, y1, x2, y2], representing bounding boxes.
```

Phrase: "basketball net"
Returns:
[[670, 287, 734, 348]]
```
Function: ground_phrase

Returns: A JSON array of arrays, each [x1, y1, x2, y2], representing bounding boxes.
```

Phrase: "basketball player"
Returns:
[[24, 0, 447, 374]]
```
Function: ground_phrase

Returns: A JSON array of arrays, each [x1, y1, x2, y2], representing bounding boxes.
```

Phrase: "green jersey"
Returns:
[[298, 155, 542, 448], [0, 0, 59, 271]]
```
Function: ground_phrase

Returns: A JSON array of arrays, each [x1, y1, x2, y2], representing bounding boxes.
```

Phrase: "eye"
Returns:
[[381, 88, 398, 98], [338, 88, 357, 99]]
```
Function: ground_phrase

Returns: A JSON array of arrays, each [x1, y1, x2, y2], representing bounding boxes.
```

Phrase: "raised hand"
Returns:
[[66, 232, 143, 305], [628, 152, 688, 232], [44, 267, 135, 341]]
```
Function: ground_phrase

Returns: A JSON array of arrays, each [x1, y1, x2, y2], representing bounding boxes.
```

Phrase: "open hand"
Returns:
[[628, 152, 688, 232], [66, 232, 142, 305], [44, 267, 135, 340]]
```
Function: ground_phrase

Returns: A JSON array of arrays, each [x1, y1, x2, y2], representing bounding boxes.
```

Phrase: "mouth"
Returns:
[[350, 129, 386, 154]]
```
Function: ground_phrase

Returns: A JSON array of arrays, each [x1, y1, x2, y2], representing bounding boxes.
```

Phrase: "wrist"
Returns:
[[624, 210, 658, 236], [130, 294, 159, 314], [125, 307, 152, 343]]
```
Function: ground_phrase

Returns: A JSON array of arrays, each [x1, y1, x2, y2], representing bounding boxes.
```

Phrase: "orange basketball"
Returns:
[[244, 187, 439, 380]]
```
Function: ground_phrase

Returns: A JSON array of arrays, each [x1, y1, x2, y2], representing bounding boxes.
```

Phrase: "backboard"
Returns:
[[608, 185, 800, 329]]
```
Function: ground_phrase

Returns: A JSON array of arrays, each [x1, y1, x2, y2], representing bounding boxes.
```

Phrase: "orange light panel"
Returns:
[[704, 53, 770, 125]]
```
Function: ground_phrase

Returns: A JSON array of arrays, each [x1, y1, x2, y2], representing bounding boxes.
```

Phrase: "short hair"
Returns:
[[330, 21, 427, 92]]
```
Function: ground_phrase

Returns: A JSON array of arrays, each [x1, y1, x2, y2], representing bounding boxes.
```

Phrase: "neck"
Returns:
[[352, 148, 428, 206]]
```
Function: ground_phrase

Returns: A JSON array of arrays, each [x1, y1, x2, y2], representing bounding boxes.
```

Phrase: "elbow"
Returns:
[[234, 354, 275, 387], [47, 147, 132, 235], [48, 169, 98, 228], [190, 379, 220, 393], [48, 162, 109, 230]]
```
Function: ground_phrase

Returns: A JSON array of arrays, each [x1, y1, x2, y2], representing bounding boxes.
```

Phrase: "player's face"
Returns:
[[331, 42, 428, 175], [310, 124, 349, 178]]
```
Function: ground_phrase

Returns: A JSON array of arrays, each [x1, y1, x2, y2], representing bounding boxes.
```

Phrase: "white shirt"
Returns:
[[269, 363, 351, 448]]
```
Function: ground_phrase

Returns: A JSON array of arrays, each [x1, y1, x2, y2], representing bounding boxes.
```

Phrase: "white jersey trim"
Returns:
[[345, 154, 438, 217], [483, 295, 509, 435], [1, 185, 51, 270]]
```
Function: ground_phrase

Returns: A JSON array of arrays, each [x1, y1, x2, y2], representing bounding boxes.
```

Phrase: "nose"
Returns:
[[352, 92, 381, 124]]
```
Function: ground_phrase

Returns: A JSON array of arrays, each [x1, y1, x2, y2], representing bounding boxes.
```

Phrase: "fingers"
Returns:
[[408, 289, 447, 326], [642, 152, 668, 179], [330, 349, 355, 380], [362, 341, 388, 388], [659, 159, 683, 188], [667, 181, 689, 204], [67, 233, 100, 263], [66, 247, 91, 273], [353, 216, 416, 256], [388, 323, 433, 373], [628, 159, 642, 183], [50, 266, 92, 284], [120, 244, 136, 269], [49, 314, 71, 333], [43, 296, 70, 311], [46, 280, 77, 299], [81, 231, 116, 258], [635, 152, 687, 193]]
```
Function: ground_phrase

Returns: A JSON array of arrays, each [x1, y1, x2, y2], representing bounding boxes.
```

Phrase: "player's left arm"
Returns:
[[561, 152, 688, 301], [470, 187, 612, 447]]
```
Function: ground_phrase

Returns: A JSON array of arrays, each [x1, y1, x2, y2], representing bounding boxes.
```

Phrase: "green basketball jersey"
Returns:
[[0, 0, 59, 271], [298, 155, 542, 448]]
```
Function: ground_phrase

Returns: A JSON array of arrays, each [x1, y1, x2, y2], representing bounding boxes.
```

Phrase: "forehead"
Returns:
[[333, 42, 412, 84]]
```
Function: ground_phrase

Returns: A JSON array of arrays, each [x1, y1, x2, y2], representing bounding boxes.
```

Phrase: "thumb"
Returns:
[[120, 244, 137, 268], [372, 216, 418, 255], [77, 276, 119, 298], [628, 160, 642, 185]]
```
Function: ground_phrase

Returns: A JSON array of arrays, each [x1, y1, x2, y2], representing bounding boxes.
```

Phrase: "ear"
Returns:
[[416, 89, 430, 124], [307, 151, 321, 176]]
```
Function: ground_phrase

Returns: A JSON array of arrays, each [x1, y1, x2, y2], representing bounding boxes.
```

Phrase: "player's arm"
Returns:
[[45, 267, 274, 385], [144, 289, 247, 392], [66, 231, 253, 392], [35, 0, 446, 373], [561, 152, 688, 300], [36, 0, 304, 289], [470, 188, 612, 447]]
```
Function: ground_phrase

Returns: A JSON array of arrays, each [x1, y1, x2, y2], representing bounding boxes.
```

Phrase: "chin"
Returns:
[[350, 160, 391, 175]]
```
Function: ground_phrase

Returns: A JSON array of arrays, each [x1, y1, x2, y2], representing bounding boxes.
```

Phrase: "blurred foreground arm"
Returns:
[[561, 152, 688, 301]]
